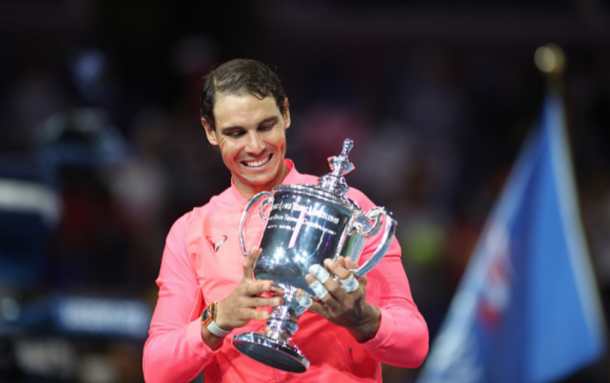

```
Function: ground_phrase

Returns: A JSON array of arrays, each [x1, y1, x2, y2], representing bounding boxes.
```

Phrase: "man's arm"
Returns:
[[357, 236, 429, 367], [306, 188, 429, 368], [143, 215, 285, 382], [306, 237, 429, 368], [142, 215, 214, 383]]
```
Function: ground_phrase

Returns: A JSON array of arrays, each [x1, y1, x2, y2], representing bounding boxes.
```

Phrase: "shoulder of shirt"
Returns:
[[346, 186, 376, 210], [166, 210, 195, 239]]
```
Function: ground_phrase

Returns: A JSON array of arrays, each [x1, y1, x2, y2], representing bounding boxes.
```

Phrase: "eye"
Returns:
[[226, 130, 245, 138], [259, 123, 275, 132]]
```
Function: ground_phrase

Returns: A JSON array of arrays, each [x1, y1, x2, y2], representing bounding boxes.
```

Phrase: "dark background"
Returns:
[[0, 0, 609, 382]]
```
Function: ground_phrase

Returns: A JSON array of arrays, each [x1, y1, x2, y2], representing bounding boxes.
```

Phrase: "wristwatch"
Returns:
[[201, 302, 232, 338]]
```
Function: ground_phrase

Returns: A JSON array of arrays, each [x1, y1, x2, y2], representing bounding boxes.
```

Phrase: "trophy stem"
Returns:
[[265, 305, 299, 342], [232, 285, 310, 373]]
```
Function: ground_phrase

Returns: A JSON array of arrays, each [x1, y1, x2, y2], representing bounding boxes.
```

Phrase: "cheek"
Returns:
[[219, 142, 240, 163], [272, 131, 287, 148]]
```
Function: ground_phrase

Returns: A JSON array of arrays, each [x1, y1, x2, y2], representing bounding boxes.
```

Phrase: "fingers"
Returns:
[[309, 264, 331, 284], [306, 257, 363, 303], [215, 291, 282, 330], [340, 256, 360, 272], [331, 257, 366, 289], [243, 279, 272, 294], [339, 274, 359, 293], [305, 275, 329, 299], [228, 307, 273, 323], [326, 258, 352, 279], [233, 295, 283, 323], [295, 289, 313, 309], [245, 295, 283, 308], [306, 264, 330, 299], [242, 247, 262, 281], [306, 298, 330, 318], [319, 260, 350, 304], [334, 257, 360, 292], [244, 308, 272, 321]]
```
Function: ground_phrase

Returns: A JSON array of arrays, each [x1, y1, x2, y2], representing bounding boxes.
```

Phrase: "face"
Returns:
[[203, 93, 291, 198]]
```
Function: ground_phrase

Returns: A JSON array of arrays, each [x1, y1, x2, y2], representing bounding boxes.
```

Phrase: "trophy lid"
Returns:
[[317, 138, 355, 196]]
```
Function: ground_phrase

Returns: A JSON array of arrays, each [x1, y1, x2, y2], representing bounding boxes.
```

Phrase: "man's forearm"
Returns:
[[345, 302, 381, 343]]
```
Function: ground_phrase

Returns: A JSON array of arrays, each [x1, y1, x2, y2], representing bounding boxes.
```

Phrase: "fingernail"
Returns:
[[274, 298, 282, 305], [324, 259, 334, 267]]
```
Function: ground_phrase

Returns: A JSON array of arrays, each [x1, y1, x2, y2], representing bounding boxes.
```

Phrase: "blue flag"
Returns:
[[417, 94, 606, 383]]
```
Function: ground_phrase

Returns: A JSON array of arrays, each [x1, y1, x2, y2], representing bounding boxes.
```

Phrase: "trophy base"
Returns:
[[232, 331, 310, 373]]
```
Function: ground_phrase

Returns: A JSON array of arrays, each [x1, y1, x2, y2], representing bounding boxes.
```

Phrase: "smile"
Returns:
[[242, 154, 272, 168]]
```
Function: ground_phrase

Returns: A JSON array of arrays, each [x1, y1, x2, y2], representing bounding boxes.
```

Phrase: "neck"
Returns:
[[234, 162, 290, 200]]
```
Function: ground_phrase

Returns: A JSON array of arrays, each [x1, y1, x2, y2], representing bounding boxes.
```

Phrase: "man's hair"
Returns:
[[200, 59, 287, 130]]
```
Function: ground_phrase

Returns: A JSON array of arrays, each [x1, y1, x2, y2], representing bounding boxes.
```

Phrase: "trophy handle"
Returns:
[[238, 191, 274, 257], [351, 207, 397, 276]]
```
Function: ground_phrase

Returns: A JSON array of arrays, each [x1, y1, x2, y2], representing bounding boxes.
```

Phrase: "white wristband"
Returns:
[[202, 302, 232, 338], [206, 320, 232, 338]]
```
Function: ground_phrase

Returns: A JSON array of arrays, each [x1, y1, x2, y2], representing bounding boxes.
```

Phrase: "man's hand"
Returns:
[[215, 247, 283, 330], [202, 247, 283, 348], [305, 257, 381, 343]]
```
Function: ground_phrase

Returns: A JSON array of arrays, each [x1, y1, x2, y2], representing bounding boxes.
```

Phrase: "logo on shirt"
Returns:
[[206, 235, 228, 253]]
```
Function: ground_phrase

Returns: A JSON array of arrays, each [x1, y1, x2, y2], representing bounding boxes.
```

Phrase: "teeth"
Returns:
[[244, 156, 270, 167]]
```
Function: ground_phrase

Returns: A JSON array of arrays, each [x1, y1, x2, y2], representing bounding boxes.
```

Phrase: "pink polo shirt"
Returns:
[[143, 160, 428, 383]]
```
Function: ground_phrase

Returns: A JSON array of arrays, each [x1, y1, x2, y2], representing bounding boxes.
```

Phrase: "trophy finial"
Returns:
[[318, 138, 355, 196], [330, 138, 355, 176], [341, 139, 353, 157]]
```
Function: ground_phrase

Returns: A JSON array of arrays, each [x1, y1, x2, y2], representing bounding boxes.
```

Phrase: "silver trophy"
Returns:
[[232, 138, 397, 373]]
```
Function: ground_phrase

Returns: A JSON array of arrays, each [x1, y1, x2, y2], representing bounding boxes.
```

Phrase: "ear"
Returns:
[[283, 98, 291, 130], [201, 117, 218, 146]]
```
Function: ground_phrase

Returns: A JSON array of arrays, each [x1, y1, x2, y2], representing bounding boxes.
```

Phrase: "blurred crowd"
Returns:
[[0, 1, 609, 382]]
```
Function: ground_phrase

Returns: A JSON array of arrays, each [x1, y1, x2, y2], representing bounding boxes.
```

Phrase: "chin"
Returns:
[[246, 174, 276, 187], [242, 168, 280, 188]]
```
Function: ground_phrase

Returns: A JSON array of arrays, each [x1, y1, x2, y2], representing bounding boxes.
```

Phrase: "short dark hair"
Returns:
[[200, 59, 287, 130]]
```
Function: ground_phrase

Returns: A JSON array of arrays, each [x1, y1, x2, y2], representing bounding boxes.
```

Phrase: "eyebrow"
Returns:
[[219, 116, 278, 134]]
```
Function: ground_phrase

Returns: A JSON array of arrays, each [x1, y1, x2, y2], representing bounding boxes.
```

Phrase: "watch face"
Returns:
[[202, 306, 213, 327]]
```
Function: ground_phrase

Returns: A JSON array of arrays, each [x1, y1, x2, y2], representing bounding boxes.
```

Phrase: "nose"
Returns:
[[245, 131, 265, 155]]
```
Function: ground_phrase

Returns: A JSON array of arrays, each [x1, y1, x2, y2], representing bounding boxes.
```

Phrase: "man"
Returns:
[[143, 59, 428, 382]]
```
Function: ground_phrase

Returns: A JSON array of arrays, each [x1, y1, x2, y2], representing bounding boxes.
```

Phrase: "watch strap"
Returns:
[[202, 302, 231, 337]]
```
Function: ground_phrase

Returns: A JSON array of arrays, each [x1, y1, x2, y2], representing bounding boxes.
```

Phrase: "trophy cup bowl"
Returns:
[[232, 139, 397, 373]]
